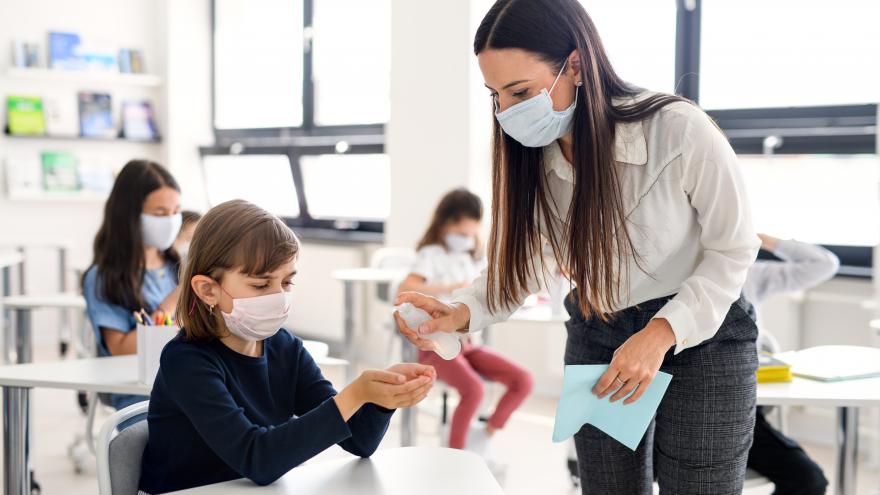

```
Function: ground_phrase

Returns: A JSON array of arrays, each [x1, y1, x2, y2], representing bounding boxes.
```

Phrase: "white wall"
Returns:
[[386, 0, 494, 248]]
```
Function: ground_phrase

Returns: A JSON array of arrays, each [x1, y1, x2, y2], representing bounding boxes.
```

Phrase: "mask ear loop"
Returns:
[[548, 58, 569, 96]]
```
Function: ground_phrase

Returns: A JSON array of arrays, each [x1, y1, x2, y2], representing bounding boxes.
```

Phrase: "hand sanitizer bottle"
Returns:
[[394, 303, 461, 360]]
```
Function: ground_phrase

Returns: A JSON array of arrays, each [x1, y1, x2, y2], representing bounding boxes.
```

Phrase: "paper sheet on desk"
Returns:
[[553, 365, 672, 450]]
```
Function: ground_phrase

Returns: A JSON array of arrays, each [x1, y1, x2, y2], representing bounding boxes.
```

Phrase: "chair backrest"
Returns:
[[97, 401, 150, 495], [370, 247, 417, 303]]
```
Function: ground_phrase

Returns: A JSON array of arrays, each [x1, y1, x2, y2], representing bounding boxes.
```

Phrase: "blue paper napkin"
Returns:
[[553, 364, 672, 450]]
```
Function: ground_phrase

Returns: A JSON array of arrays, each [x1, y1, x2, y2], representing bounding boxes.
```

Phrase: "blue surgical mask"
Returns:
[[494, 59, 577, 148]]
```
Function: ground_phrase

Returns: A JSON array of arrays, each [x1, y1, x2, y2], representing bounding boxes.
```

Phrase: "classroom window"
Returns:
[[311, 0, 391, 126], [579, 0, 677, 94], [213, 0, 304, 129], [699, 0, 880, 110], [739, 153, 880, 248], [299, 153, 390, 221], [202, 154, 301, 218]]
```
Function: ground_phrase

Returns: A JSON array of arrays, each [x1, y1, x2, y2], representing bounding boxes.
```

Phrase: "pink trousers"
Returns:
[[419, 343, 533, 449]]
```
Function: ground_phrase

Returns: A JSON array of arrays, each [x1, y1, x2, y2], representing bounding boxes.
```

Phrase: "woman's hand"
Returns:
[[593, 318, 676, 405], [393, 292, 470, 352]]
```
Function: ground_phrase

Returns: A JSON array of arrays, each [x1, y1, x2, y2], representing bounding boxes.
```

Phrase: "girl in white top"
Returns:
[[398, 189, 533, 457], [395, 1, 760, 493]]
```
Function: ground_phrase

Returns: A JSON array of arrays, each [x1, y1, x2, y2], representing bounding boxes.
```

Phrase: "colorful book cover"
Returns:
[[121, 100, 158, 140], [78, 92, 115, 138], [48, 31, 83, 70], [6, 96, 46, 135], [41, 151, 80, 192]]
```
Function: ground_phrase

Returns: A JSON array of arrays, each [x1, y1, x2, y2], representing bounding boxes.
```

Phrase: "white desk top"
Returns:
[[332, 268, 408, 283], [170, 446, 503, 495], [0, 252, 25, 269], [757, 375, 880, 407], [0, 356, 149, 395], [0, 350, 347, 395], [2, 292, 86, 309]]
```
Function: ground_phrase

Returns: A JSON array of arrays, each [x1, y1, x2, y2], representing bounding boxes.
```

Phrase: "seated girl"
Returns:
[[82, 159, 182, 413], [397, 188, 533, 458], [139, 199, 435, 494]]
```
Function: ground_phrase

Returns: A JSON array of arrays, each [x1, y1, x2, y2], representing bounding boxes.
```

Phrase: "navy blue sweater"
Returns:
[[139, 330, 393, 494]]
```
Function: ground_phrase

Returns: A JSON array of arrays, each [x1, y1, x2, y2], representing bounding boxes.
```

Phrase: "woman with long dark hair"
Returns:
[[395, 0, 760, 493], [82, 159, 182, 414]]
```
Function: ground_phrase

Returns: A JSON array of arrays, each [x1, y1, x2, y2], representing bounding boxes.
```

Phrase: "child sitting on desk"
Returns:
[[139, 199, 435, 494], [743, 233, 839, 495], [82, 160, 182, 415], [397, 188, 533, 463]]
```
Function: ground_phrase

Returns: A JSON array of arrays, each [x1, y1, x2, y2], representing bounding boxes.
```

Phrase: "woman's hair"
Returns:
[[474, 0, 690, 320], [181, 210, 202, 228], [177, 199, 300, 341], [87, 160, 180, 310], [416, 188, 483, 259]]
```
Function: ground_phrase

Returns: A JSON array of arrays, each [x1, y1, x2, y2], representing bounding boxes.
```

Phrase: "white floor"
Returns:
[[13, 342, 880, 494]]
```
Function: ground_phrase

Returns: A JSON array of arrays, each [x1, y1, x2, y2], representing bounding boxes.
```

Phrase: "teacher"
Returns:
[[395, 0, 760, 494]]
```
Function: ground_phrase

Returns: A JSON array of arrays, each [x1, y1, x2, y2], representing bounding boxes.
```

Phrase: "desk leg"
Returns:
[[3, 386, 31, 495], [1, 266, 10, 364], [14, 309, 32, 364], [343, 281, 355, 383], [400, 335, 418, 447], [835, 406, 858, 495]]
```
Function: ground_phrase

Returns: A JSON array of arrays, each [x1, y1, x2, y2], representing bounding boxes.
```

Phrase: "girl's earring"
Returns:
[[209, 304, 215, 315], [576, 81, 583, 87]]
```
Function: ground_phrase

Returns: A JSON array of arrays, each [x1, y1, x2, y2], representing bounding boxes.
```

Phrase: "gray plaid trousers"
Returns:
[[564, 292, 758, 495]]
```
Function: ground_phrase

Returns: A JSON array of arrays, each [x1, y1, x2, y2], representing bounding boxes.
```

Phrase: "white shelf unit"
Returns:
[[5, 67, 164, 88]]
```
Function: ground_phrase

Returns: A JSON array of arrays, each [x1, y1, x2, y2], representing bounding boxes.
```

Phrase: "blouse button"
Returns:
[[682, 338, 688, 346]]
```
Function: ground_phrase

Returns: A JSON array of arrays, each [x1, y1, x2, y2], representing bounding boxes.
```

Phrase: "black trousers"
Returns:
[[747, 407, 828, 495]]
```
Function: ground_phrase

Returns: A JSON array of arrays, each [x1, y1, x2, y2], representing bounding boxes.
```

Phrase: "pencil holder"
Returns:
[[137, 323, 180, 386]]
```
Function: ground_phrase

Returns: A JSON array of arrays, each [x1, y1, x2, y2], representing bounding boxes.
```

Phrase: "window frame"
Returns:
[[199, 143, 386, 244], [208, 0, 877, 273], [675, 0, 876, 277]]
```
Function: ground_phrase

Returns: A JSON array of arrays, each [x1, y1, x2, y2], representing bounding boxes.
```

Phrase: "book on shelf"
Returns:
[[119, 48, 145, 74], [12, 40, 41, 68], [48, 31, 84, 70], [41, 151, 80, 192], [6, 96, 46, 136], [121, 100, 159, 140], [78, 92, 115, 138], [44, 95, 80, 137]]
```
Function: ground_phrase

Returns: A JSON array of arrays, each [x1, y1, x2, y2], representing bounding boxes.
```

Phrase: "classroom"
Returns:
[[0, 0, 879, 494]]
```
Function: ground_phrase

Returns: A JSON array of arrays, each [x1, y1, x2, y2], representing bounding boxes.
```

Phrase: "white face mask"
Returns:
[[220, 288, 294, 342], [494, 59, 577, 148], [141, 213, 182, 251], [444, 233, 475, 254]]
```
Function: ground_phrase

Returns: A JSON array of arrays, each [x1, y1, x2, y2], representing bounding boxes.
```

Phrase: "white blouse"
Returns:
[[411, 244, 487, 301], [452, 94, 760, 355]]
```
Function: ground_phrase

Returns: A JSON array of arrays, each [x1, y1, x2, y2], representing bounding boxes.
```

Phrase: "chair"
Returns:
[[96, 401, 149, 495]]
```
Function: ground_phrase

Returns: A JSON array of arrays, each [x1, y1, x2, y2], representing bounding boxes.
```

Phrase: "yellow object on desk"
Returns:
[[757, 352, 792, 383]]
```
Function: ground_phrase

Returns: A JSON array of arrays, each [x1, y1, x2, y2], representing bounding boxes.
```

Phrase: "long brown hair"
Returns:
[[177, 199, 300, 341], [475, 0, 689, 319], [416, 188, 483, 260], [87, 160, 180, 311]]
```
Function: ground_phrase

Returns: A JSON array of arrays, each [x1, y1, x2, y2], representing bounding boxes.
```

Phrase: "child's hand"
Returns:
[[385, 363, 436, 381], [357, 369, 434, 410]]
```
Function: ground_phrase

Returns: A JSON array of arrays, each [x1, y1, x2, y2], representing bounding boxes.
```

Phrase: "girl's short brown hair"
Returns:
[[176, 200, 300, 341]]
